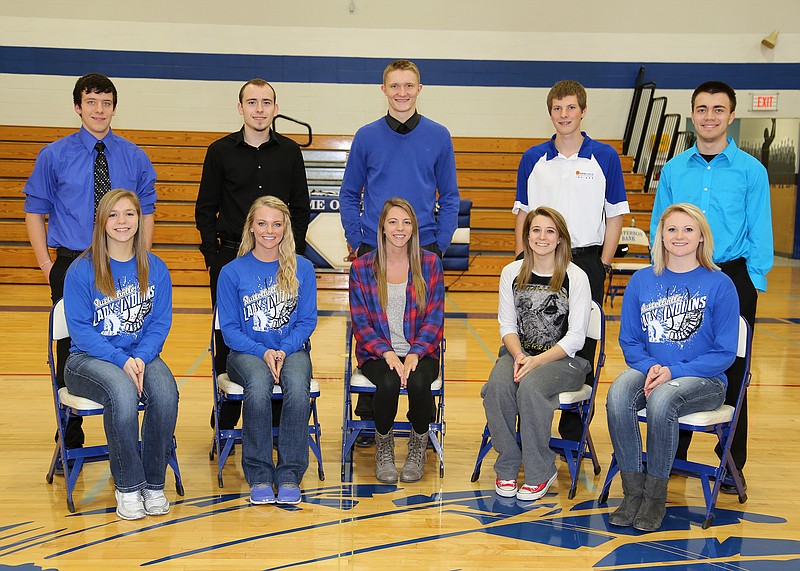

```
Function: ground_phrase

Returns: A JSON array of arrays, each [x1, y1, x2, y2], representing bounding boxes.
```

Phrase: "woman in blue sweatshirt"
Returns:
[[606, 203, 739, 532], [217, 196, 317, 506], [63, 189, 178, 521]]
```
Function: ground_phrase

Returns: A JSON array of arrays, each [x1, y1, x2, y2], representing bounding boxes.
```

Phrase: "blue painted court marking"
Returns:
[[443, 292, 498, 363]]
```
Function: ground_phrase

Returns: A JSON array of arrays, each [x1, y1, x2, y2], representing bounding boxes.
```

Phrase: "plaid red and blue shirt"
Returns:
[[349, 249, 444, 367]]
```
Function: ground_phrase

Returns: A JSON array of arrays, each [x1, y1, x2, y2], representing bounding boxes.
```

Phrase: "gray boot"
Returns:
[[400, 429, 429, 483], [608, 472, 645, 527], [633, 474, 669, 532], [375, 431, 398, 484]]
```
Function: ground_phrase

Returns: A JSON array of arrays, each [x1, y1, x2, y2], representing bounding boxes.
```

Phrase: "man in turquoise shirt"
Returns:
[[651, 81, 773, 494]]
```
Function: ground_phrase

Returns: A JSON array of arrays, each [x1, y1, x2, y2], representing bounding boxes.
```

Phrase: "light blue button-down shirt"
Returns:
[[651, 138, 773, 291]]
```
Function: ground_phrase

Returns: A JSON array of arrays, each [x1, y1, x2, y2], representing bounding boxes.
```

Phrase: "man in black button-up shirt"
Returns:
[[195, 78, 310, 429]]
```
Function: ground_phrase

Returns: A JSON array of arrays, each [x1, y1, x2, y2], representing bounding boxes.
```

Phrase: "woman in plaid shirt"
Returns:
[[349, 198, 444, 484]]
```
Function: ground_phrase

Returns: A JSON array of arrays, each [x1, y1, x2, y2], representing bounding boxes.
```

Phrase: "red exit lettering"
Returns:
[[757, 96, 774, 108]]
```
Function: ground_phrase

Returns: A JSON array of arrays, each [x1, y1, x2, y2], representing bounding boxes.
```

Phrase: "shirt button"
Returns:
[[258, 186, 263, 189], [707, 166, 711, 170], [704, 188, 708, 191], [258, 165, 262, 169]]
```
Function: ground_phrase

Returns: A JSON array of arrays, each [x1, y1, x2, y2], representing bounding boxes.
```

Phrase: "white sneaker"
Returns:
[[142, 489, 170, 516], [115, 490, 146, 520]]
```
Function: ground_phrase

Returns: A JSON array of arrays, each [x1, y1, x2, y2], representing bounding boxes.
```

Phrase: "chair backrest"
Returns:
[[586, 300, 603, 342], [619, 227, 650, 248], [51, 299, 69, 341], [737, 316, 750, 359]]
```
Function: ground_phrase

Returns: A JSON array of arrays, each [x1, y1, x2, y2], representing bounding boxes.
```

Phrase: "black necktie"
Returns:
[[94, 141, 111, 212]]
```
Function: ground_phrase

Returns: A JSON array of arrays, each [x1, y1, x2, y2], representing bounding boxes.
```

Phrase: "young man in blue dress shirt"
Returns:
[[24, 73, 157, 451], [651, 81, 773, 493]]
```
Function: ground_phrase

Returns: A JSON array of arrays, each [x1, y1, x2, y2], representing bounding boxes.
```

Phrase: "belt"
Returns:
[[219, 239, 241, 250], [719, 257, 746, 271], [56, 247, 84, 260], [571, 245, 601, 256]]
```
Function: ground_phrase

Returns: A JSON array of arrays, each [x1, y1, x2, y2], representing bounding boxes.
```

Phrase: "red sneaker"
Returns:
[[516, 472, 557, 501], [495, 478, 517, 498]]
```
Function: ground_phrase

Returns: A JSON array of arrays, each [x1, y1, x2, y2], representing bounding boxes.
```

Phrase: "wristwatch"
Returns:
[[602, 263, 612, 274]]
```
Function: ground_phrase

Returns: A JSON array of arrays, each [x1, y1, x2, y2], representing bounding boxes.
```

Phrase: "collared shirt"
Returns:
[[23, 126, 157, 251], [385, 111, 421, 134], [513, 132, 629, 248], [349, 249, 444, 367], [651, 138, 773, 291], [195, 128, 310, 264]]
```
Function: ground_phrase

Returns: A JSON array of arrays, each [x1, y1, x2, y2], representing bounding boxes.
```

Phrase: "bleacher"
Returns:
[[0, 125, 653, 292]]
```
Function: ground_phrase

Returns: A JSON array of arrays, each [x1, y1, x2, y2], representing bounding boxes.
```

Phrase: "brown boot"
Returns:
[[375, 431, 398, 483], [400, 429, 429, 482]]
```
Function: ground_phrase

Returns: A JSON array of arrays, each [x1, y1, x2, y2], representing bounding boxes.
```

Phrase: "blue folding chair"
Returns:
[[470, 300, 606, 499], [209, 310, 324, 487], [598, 316, 752, 529], [45, 299, 184, 513], [341, 321, 445, 481]]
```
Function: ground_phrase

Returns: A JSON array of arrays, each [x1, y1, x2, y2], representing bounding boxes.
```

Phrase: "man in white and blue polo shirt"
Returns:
[[513, 79, 629, 441]]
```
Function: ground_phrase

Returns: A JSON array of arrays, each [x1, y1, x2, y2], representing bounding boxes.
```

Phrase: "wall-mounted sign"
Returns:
[[751, 93, 779, 111]]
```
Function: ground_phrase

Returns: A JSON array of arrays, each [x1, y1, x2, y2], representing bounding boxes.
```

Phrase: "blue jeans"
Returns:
[[64, 353, 179, 492], [227, 350, 311, 486], [606, 368, 726, 479]]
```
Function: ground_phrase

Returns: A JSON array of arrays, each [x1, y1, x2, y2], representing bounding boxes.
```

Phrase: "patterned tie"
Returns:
[[94, 141, 111, 212]]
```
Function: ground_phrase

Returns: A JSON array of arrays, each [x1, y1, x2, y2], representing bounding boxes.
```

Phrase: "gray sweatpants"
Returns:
[[481, 347, 590, 484]]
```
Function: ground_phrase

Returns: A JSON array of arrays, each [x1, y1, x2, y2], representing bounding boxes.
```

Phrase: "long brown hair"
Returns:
[[238, 196, 299, 298], [516, 207, 572, 292], [374, 197, 427, 309], [652, 202, 718, 275], [86, 189, 149, 297]]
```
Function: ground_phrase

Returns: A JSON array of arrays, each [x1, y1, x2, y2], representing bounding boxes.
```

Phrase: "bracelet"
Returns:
[[39, 260, 53, 268]]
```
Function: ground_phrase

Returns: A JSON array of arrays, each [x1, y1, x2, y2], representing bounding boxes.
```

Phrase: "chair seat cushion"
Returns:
[[352, 369, 443, 391], [638, 404, 734, 426], [58, 387, 103, 411], [558, 384, 592, 404], [217, 373, 320, 397], [611, 262, 651, 272]]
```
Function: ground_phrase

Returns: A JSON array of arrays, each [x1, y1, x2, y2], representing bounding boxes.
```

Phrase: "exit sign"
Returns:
[[752, 93, 779, 111]]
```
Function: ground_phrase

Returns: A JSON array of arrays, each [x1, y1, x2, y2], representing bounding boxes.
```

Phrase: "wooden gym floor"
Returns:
[[1, 261, 799, 570]]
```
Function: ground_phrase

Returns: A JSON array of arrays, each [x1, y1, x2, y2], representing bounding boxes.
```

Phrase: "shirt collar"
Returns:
[[234, 126, 279, 149], [78, 125, 114, 152], [689, 137, 737, 163], [545, 132, 593, 160], [385, 111, 421, 133]]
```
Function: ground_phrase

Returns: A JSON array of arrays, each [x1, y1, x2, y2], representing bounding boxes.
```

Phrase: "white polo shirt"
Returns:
[[514, 133, 629, 248]]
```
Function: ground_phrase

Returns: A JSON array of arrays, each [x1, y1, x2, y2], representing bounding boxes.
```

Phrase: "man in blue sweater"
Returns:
[[340, 59, 460, 441]]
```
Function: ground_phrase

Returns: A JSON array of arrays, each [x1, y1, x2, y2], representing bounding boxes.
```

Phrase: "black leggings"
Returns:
[[360, 356, 439, 435]]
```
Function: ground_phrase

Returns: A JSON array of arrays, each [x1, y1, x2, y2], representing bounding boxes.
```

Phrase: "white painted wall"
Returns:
[[2, 2, 798, 138]]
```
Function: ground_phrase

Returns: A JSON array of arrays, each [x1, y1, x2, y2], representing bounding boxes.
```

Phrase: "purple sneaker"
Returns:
[[276, 483, 301, 505], [250, 483, 276, 505]]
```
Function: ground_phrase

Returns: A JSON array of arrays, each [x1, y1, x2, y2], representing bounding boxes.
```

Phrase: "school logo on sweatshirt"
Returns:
[[93, 282, 155, 337], [640, 286, 706, 344], [242, 282, 298, 332]]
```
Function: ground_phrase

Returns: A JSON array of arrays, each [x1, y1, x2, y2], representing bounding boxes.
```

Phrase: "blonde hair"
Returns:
[[383, 59, 421, 84], [374, 197, 427, 309], [652, 203, 718, 275], [517, 207, 572, 292], [86, 189, 149, 298], [238, 196, 299, 298]]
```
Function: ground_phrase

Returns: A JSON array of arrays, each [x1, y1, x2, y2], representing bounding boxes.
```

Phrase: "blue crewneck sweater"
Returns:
[[64, 252, 172, 369], [619, 265, 739, 386], [217, 252, 318, 358]]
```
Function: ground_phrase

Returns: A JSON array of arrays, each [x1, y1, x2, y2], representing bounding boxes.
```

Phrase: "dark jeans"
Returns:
[[51, 251, 84, 448], [559, 247, 605, 441], [675, 257, 756, 470], [353, 242, 441, 422], [209, 241, 282, 430]]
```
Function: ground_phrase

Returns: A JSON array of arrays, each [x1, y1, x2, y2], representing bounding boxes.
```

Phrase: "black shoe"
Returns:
[[355, 435, 375, 447], [720, 470, 747, 495], [53, 458, 76, 476]]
